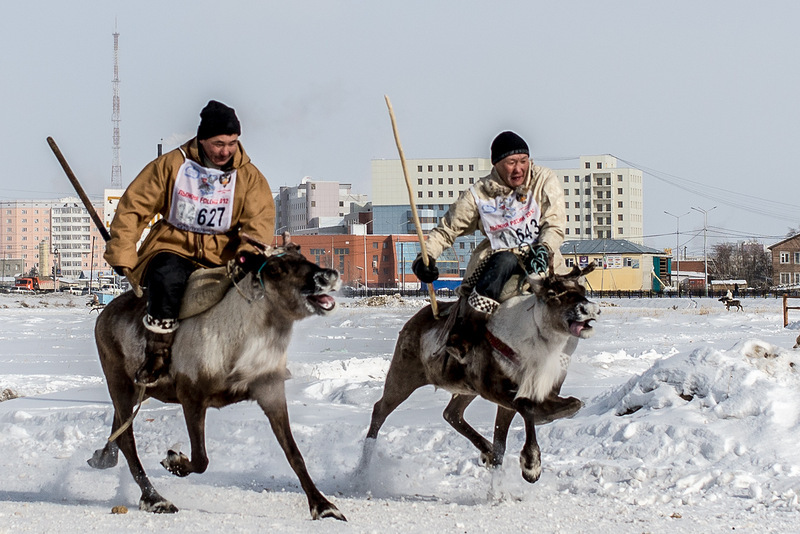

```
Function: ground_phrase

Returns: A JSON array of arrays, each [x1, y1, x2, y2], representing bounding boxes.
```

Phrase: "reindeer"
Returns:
[[87, 243, 346, 521], [360, 265, 599, 483], [718, 296, 743, 311]]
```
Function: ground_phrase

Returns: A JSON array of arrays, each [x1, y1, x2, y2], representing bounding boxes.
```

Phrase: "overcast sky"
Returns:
[[2, 1, 799, 254]]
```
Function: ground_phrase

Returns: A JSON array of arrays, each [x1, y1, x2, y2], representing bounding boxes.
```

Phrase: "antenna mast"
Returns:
[[111, 25, 122, 188]]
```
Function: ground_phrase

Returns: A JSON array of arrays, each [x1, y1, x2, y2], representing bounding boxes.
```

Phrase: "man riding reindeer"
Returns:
[[412, 130, 577, 415], [104, 100, 275, 386]]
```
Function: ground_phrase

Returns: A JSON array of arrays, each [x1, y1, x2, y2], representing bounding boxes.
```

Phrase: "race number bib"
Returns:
[[471, 188, 541, 250], [167, 155, 237, 234]]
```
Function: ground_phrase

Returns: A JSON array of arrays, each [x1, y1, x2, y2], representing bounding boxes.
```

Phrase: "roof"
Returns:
[[767, 233, 800, 250], [560, 239, 666, 256]]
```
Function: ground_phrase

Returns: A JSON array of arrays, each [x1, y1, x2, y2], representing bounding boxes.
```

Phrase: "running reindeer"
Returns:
[[87, 239, 346, 521], [359, 264, 599, 483]]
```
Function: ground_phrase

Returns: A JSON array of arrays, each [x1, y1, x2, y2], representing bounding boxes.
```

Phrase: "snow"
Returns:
[[1, 292, 800, 532]]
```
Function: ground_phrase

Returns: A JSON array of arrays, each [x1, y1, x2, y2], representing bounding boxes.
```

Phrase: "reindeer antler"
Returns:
[[241, 233, 272, 253]]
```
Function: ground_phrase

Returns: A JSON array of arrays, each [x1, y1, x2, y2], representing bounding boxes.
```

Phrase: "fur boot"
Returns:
[[445, 290, 499, 362], [135, 315, 178, 386]]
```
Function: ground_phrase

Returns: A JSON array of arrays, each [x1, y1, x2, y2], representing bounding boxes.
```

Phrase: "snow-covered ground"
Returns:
[[1, 291, 800, 533]]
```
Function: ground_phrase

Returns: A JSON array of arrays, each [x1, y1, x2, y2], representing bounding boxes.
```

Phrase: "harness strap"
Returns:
[[485, 329, 520, 367]]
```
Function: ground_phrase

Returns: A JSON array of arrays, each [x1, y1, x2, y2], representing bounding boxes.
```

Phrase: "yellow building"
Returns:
[[560, 239, 671, 292]]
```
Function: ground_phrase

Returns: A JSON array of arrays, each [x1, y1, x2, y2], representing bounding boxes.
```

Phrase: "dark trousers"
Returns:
[[474, 251, 524, 301], [143, 252, 196, 320]]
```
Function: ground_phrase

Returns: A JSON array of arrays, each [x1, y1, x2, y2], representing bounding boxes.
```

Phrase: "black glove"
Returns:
[[412, 255, 439, 283], [524, 245, 549, 275]]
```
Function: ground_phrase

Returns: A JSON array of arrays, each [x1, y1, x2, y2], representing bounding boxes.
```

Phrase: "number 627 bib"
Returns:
[[167, 152, 237, 235]]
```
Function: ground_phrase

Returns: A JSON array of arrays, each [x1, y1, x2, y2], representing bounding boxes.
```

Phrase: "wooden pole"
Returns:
[[384, 95, 438, 318]]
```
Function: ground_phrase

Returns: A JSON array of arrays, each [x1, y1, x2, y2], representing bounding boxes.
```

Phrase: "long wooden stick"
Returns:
[[47, 137, 111, 242], [384, 95, 438, 318], [47, 136, 142, 297]]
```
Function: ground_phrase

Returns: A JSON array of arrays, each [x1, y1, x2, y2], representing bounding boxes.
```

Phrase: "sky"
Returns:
[[2, 1, 800, 254], [2, 292, 800, 532]]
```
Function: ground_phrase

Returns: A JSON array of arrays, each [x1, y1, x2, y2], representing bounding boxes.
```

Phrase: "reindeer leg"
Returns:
[[111, 383, 178, 512], [161, 397, 209, 477], [251, 374, 346, 521], [513, 398, 541, 483], [442, 394, 495, 465], [489, 406, 516, 468]]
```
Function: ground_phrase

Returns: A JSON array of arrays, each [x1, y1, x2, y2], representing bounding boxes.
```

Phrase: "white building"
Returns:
[[559, 155, 644, 244]]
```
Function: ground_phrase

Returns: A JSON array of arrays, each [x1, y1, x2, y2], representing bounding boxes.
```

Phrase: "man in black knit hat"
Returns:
[[105, 100, 275, 386], [412, 130, 577, 417]]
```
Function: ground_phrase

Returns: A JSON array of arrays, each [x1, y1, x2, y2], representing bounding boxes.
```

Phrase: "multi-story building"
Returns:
[[274, 177, 369, 235], [558, 155, 643, 244], [1, 197, 112, 280], [768, 234, 800, 287]]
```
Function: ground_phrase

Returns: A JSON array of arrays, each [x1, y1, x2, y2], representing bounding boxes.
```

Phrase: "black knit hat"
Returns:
[[490, 131, 529, 164], [197, 100, 241, 140]]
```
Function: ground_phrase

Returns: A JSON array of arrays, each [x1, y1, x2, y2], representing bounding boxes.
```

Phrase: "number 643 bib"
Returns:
[[167, 149, 237, 234], [471, 188, 541, 250]]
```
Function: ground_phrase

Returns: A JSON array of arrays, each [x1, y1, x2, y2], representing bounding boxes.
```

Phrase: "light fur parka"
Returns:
[[104, 138, 275, 286], [425, 163, 569, 281]]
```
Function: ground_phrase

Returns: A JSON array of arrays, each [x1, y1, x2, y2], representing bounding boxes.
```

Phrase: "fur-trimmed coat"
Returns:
[[104, 138, 275, 286], [425, 163, 568, 280]]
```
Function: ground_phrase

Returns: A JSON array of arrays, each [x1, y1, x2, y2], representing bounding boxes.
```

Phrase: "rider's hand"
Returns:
[[525, 245, 550, 275], [412, 255, 439, 283]]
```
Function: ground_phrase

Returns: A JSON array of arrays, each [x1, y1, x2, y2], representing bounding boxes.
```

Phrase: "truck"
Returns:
[[14, 277, 56, 292]]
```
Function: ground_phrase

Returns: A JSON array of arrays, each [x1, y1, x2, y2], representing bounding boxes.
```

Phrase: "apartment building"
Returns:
[[559, 155, 644, 244], [1, 197, 111, 279], [274, 177, 369, 235], [370, 155, 643, 244]]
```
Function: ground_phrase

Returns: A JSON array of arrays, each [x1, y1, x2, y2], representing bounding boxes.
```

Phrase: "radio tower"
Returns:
[[111, 26, 122, 188]]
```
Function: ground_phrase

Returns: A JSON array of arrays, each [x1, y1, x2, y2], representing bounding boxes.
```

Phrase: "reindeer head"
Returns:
[[528, 264, 599, 339], [235, 234, 341, 317]]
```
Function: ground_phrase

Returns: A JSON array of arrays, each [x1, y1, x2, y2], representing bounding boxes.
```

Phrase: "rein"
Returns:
[[485, 329, 520, 367]]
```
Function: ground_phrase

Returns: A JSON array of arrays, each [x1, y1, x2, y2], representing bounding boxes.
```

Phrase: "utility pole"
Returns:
[[692, 206, 716, 297], [664, 211, 689, 297]]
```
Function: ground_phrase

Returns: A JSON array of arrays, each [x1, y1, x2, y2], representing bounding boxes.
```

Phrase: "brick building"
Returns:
[[768, 234, 800, 287]]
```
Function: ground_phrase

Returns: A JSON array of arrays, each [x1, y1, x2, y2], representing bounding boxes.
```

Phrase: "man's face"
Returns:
[[495, 154, 530, 188], [199, 134, 239, 166]]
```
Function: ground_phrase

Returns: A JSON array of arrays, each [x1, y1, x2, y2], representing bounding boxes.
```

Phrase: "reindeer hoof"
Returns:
[[520, 449, 542, 483], [87, 447, 118, 469], [161, 449, 191, 477], [480, 451, 503, 468], [311, 502, 347, 521], [139, 496, 178, 514]]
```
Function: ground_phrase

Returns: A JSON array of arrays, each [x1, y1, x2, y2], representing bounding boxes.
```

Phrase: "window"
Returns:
[[617, 188, 623, 194], [469, 178, 474, 184], [310, 201, 316, 207], [618, 201, 624, 208], [574, 189, 580, 196], [618, 227, 623, 235], [575, 228, 580, 234], [459, 178, 464, 184], [565, 258, 575, 267], [597, 162, 602, 169], [448, 191, 454, 197], [618, 175, 623, 182], [469, 165, 474, 171], [448, 165, 453, 171], [585, 202, 590, 208], [565, 228, 570, 235], [795, 252, 800, 263], [417, 192, 423, 198], [618, 214, 624, 221], [418, 178, 423, 185], [448, 178, 453, 184], [585, 162, 590, 169], [438, 191, 443, 197], [563, 176, 569, 183], [596, 192, 603, 199], [781, 252, 791, 264], [584, 189, 590, 195], [624, 258, 633, 267], [605, 191, 611, 198], [564, 189, 570, 196], [438, 178, 443, 185], [427, 165, 433, 172], [417, 165, 423, 172], [795, 273, 800, 284], [781, 273, 791, 284], [458, 164, 464, 171], [574, 202, 580, 208]]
